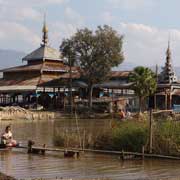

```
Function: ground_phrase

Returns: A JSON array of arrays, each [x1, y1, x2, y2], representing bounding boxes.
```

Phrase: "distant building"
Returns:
[[154, 41, 180, 110], [1, 20, 178, 112]]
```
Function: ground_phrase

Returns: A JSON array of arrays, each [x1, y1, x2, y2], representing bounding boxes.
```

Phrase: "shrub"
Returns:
[[111, 121, 148, 152], [153, 120, 180, 155]]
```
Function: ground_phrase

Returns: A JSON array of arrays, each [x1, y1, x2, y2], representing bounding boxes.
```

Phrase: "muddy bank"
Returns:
[[29, 179, 111, 180], [0, 173, 16, 180], [0, 106, 57, 120]]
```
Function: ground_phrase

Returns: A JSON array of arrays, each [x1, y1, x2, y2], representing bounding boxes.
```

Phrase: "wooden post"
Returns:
[[82, 130, 86, 151], [142, 146, 145, 160], [165, 93, 167, 110], [69, 55, 73, 116], [27, 140, 33, 154], [169, 93, 172, 109], [41, 144, 46, 155], [121, 150, 124, 160], [63, 88, 66, 111], [149, 108, 153, 154], [154, 94, 157, 110]]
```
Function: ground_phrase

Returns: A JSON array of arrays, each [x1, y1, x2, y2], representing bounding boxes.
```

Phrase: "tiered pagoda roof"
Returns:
[[22, 45, 62, 62], [0, 18, 73, 92], [159, 41, 177, 84]]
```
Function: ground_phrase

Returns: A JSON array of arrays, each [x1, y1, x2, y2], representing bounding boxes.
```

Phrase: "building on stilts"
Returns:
[[0, 19, 78, 109]]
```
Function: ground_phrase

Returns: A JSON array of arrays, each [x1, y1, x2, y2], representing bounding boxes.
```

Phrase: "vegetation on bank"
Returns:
[[153, 119, 180, 155], [53, 115, 180, 156]]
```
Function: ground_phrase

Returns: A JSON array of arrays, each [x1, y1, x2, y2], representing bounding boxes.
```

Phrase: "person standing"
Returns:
[[119, 109, 125, 119]]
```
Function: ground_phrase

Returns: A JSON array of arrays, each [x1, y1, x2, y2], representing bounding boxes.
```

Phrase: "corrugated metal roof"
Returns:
[[0, 64, 42, 73], [110, 71, 131, 78], [0, 77, 40, 86], [42, 63, 69, 73], [0, 74, 60, 87], [38, 72, 81, 87], [0, 62, 79, 73], [22, 45, 62, 61], [95, 81, 132, 89]]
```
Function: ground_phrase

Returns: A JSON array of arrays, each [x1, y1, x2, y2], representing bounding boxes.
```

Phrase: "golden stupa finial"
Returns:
[[42, 13, 48, 46]]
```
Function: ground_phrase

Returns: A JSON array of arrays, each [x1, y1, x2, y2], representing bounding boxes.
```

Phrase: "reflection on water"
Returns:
[[0, 119, 179, 179]]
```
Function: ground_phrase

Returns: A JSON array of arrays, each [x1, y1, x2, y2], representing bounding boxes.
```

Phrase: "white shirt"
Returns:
[[2, 131, 12, 139]]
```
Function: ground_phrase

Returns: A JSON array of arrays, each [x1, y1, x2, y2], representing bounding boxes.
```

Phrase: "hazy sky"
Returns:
[[1, 0, 180, 66]]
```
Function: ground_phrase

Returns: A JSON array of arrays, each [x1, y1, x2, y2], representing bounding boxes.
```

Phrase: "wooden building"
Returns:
[[0, 19, 76, 108]]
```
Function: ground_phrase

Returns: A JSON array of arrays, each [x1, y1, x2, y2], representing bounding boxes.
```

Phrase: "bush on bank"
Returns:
[[111, 121, 148, 152], [153, 119, 180, 155], [53, 116, 180, 155], [54, 120, 149, 152]]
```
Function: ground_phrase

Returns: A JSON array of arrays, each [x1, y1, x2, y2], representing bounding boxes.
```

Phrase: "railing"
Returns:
[[173, 105, 180, 113]]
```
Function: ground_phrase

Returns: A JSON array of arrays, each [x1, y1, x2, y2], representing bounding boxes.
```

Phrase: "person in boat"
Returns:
[[1, 125, 17, 147]]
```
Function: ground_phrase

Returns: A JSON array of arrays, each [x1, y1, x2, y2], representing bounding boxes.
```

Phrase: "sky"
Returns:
[[1, 0, 180, 66]]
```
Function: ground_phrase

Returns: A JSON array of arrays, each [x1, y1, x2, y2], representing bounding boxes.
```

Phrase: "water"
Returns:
[[0, 119, 180, 180]]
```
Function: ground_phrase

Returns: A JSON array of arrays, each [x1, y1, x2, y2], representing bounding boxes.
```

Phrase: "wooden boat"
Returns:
[[0, 144, 7, 149], [0, 143, 19, 150]]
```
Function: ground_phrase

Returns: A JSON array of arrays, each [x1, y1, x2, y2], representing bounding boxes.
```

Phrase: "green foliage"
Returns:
[[153, 120, 180, 155], [93, 130, 114, 150], [111, 121, 148, 152], [94, 121, 148, 152], [60, 25, 124, 107], [129, 66, 157, 111]]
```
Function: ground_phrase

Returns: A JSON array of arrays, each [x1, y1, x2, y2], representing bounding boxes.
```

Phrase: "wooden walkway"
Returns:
[[16, 145, 180, 160]]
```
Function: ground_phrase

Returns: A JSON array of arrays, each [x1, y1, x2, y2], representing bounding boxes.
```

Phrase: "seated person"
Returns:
[[1, 125, 17, 147]]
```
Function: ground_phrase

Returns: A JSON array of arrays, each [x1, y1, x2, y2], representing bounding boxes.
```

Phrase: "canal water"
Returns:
[[0, 119, 180, 180]]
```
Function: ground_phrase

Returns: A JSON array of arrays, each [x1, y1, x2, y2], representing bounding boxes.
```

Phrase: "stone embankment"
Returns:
[[0, 106, 56, 121]]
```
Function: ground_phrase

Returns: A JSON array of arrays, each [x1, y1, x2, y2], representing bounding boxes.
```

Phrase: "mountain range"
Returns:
[[0, 49, 26, 69]]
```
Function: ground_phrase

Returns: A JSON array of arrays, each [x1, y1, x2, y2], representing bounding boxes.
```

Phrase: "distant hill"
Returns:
[[0, 49, 26, 69]]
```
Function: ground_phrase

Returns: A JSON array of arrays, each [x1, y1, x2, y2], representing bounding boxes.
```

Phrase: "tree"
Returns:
[[60, 39, 76, 114], [129, 66, 157, 112], [60, 25, 124, 108]]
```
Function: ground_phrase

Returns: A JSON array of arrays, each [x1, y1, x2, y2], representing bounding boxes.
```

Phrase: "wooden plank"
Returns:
[[16, 146, 180, 160], [17, 145, 79, 153]]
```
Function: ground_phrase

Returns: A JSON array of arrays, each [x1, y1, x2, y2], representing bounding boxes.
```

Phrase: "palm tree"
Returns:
[[129, 66, 157, 112]]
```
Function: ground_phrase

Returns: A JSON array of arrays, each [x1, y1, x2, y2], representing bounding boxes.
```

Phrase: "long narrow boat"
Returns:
[[0, 143, 18, 150]]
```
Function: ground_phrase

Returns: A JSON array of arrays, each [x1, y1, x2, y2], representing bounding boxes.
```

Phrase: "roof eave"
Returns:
[[22, 57, 63, 62]]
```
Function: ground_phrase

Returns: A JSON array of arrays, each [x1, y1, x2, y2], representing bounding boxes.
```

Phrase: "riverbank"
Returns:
[[0, 172, 16, 180], [0, 106, 56, 120], [0, 106, 121, 121]]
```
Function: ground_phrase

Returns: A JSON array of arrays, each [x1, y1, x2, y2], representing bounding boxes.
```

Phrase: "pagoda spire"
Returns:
[[159, 39, 177, 83], [42, 13, 48, 46], [165, 39, 172, 73]]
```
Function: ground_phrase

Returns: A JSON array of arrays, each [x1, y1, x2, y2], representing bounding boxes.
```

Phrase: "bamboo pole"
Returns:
[[149, 108, 153, 154], [75, 111, 82, 149]]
